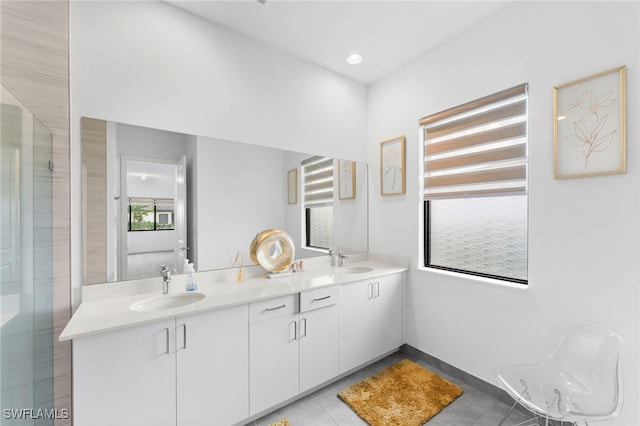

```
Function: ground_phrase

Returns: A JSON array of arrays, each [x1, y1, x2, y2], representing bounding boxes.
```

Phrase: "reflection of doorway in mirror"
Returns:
[[120, 158, 187, 280]]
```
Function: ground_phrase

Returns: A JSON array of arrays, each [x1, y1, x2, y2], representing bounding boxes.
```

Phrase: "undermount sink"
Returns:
[[130, 292, 205, 312], [340, 266, 374, 274]]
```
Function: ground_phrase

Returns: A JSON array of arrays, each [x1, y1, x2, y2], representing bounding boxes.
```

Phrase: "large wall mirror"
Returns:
[[81, 117, 368, 284]]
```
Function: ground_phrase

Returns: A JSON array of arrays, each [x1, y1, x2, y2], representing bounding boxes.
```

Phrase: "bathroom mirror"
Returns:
[[81, 117, 368, 284]]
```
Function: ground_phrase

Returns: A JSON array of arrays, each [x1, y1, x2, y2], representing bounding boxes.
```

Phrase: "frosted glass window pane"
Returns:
[[308, 206, 333, 249], [429, 195, 527, 281]]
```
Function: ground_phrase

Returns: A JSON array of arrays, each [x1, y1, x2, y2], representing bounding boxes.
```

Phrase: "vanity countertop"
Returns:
[[60, 256, 408, 341]]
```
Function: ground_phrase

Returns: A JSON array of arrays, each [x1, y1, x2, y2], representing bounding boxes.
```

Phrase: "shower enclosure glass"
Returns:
[[0, 85, 55, 425]]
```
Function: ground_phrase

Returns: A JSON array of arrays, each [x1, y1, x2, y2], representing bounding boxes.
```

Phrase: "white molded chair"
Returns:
[[496, 321, 624, 426]]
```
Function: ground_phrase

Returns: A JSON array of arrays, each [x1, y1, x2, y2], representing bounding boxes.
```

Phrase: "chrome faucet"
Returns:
[[328, 248, 336, 266], [160, 265, 176, 294], [337, 251, 349, 267]]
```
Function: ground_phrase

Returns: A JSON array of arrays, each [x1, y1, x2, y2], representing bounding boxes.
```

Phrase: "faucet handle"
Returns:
[[160, 265, 176, 279], [160, 265, 169, 277]]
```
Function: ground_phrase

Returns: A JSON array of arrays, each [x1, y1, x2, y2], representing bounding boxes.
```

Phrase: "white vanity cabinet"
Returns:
[[249, 294, 299, 415], [339, 273, 403, 373], [298, 286, 340, 392], [73, 319, 177, 426], [72, 304, 249, 426], [176, 304, 249, 425], [249, 286, 340, 415]]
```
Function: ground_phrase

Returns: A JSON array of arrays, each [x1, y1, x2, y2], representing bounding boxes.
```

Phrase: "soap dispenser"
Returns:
[[185, 263, 198, 292]]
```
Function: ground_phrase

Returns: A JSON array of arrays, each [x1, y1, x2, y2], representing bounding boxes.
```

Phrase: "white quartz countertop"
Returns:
[[60, 258, 408, 341]]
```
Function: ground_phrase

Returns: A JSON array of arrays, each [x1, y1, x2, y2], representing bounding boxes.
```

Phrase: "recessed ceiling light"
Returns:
[[346, 53, 363, 65]]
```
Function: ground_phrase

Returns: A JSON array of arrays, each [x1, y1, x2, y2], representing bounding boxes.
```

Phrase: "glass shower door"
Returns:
[[0, 85, 55, 425]]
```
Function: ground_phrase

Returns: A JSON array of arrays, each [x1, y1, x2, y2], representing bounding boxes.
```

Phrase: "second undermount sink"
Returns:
[[130, 292, 205, 312], [340, 266, 374, 274]]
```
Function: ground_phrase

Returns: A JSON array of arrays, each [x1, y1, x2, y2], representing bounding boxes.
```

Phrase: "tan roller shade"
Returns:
[[421, 83, 528, 200]]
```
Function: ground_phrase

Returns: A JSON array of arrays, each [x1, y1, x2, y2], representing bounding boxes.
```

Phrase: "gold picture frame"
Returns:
[[287, 169, 298, 204], [380, 135, 406, 195], [338, 159, 356, 200], [554, 65, 626, 179]]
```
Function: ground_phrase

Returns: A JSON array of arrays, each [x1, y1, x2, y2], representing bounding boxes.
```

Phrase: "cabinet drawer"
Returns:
[[300, 286, 339, 312], [249, 295, 297, 323]]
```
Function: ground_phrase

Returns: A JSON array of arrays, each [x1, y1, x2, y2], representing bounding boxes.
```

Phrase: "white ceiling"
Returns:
[[166, 1, 511, 85]]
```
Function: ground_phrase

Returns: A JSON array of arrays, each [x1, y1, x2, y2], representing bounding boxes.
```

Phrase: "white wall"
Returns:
[[70, 0, 367, 304], [367, 2, 639, 425], [69, 0, 367, 160]]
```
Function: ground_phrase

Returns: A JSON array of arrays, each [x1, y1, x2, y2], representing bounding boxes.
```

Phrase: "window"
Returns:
[[128, 198, 175, 231], [421, 84, 528, 283], [302, 156, 334, 250]]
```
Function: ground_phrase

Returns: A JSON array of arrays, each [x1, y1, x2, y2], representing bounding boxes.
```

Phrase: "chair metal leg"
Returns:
[[498, 399, 520, 426]]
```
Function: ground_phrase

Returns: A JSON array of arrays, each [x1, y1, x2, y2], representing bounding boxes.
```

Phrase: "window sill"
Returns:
[[416, 266, 528, 291]]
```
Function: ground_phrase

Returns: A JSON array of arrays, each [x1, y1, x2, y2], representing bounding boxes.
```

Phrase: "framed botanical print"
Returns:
[[380, 135, 406, 195], [554, 66, 626, 178]]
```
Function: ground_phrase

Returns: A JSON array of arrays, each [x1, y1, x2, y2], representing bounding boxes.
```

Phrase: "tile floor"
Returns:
[[248, 350, 535, 426]]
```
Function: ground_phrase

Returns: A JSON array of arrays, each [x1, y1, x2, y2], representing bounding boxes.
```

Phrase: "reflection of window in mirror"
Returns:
[[301, 156, 334, 250], [128, 198, 175, 231]]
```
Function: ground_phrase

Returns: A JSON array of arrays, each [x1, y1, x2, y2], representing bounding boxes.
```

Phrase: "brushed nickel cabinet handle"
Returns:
[[181, 324, 187, 350], [265, 304, 286, 312]]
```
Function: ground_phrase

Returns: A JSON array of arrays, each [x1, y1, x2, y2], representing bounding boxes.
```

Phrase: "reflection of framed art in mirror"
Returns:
[[338, 160, 356, 200], [287, 168, 298, 204]]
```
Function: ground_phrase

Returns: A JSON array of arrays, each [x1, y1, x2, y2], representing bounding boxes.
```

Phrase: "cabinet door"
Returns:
[[374, 273, 403, 357], [177, 305, 249, 426], [299, 303, 339, 392], [250, 313, 299, 416], [73, 319, 176, 426], [339, 279, 374, 373]]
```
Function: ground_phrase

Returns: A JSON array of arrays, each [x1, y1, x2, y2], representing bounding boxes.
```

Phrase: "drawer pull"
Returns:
[[312, 295, 331, 302], [265, 304, 286, 312]]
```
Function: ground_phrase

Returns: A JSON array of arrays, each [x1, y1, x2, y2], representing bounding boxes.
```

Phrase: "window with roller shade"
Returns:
[[302, 156, 334, 250], [421, 84, 528, 283]]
